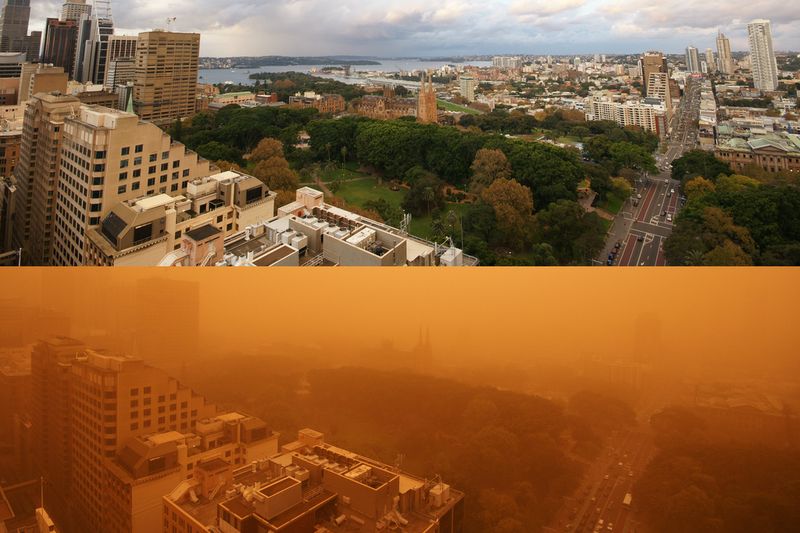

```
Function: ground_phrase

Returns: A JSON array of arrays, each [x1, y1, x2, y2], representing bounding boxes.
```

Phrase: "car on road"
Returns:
[[666, 213, 672, 222], [636, 193, 642, 199], [637, 235, 644, 242], [606, 259, 613, 266], [607, 523, 614, 531], [662, 210, 667, 217], [614, 241, 621, 250]]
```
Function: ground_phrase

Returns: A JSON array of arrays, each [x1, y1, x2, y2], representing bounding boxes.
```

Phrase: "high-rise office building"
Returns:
[[18, 63, 69, 103], [11, 93, 81, 265], [716, 31, 734, 75], [73, 12, 114, 84], [103, 35, 137, 89], [685, 46, 701, 73], [42, 18, 79, 75], [647, 72, 672, 117], [51, 105, 215, 266], [0, 1, 39, 61], [640, 51, 668, 95], [133, 30, 200, 125], [31, 337, 87, 530], [705, 48, 716, 73], [60, 0, 91, 22], [747, 19, 779, 91]]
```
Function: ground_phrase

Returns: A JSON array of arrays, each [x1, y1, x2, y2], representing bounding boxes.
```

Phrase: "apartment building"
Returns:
[[586, 94, 669, 137], [84, 170, 276, 266], [747, 19, 779, 91], [52, 105, 215, 266], [133, 31, 200, 125], [646, 72, 672, 116], [163, 428, 465, 533]]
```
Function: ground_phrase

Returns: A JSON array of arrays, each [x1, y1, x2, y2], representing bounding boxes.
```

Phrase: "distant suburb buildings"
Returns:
[[29, 337, 464, 533]]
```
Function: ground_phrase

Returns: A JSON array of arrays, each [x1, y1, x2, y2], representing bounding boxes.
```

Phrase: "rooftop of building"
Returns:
[[166, 429, 463, 533], [717, 132, 800, 153]]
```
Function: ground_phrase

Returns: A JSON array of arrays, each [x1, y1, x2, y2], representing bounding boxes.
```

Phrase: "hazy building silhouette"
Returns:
[[133, 277, 200, 363]]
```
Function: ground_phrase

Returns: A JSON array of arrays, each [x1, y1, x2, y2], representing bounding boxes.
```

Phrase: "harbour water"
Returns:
[[198, 59, 492, 86]]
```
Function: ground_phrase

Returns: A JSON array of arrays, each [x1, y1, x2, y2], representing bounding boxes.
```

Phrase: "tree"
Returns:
[[684, 177, 716, 199], [610, 177, 633, 201], [480, 178, 534, 250], [703, 240, 753, 265], [470, 148, 512, 194], [715, 174, 761, 195], [533, 199, 606, 264], [249, 137, 284, 163], [671, 150, 731, 183], [252, 156, 300, 191], [402, 172, 445, 217], [195, 141, 242, 164]]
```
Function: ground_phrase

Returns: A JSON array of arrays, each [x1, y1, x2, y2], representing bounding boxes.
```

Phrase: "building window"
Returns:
[[133, 157, 142, 166], [118, 172, 127, 181], [120, 159, 129, 168], [121, 147, 130, 156], [148, 165, 156, 174], [118, 185, 126, 194], [161, 163, 169, 171], [130, 422, 138, 430], [160, 175, 167, 183], [162, 151, 170, 159], [132, 182, 140, 190], [182, 169, 190, 177], [150, 154, 157, 162], [171, 184, 178, 192], [147, 178, 155, 186], [175, 230, 181, 239], [172, 161, 180, 168], [135, 144, 143, 153], [95, 151, 106, 159]]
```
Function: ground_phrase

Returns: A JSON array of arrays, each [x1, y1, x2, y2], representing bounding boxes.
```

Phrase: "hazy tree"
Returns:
[[253, 156, 300, 191], [684, 177, 716, 199]]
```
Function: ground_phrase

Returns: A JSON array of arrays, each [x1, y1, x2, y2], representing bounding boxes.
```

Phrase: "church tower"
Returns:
[[416, 72, 438, 124]]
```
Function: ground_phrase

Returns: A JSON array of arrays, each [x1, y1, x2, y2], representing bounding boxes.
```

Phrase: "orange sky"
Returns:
[[1, 268, 797, 373]]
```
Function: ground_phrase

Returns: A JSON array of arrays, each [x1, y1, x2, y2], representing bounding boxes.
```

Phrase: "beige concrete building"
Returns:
[[133, 31, 200, 125], [11, 92, 81, 265], [163, 428, 465, 533], [84, 170, 276, 266], [217, 187, 475, 267], [18, 64, 68, 103], [640, 51, 667, 95], [646, 72, 672, 117], [52, 105, 214, 266]]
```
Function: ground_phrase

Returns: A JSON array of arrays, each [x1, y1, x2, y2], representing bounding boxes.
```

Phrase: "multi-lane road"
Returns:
[[546, 430, 656, 533], [598, 79, 701, 267]]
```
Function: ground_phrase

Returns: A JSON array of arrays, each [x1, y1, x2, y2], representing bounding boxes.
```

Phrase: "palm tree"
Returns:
[[685, 249, 706, 266]]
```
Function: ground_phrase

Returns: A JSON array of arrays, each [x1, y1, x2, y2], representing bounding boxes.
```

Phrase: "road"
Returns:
[[598, 79, 701, 267], [546, 430, 656, 533]]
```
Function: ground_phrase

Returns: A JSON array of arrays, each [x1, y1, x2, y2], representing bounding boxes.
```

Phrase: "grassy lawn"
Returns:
[[318, 167, 365, 183], [334, 176, 470, 241], [556, 136, 582, 146], [598, 193, 625, 215], [334, 177, 405, 208], [437, 99, 482, 115]]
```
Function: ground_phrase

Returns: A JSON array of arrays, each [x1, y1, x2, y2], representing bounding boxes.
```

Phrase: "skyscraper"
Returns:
[[705, 48, 716, 73], [685, 46, 701, 73], [716, 31, 734, 75], [73, 12, 114, 84], [0, 0, 29, 52], [640, 51, 667, 95], [42, 18, 79, 75], [0, 0, 39, 61], [747, 19, 779, 91], [60, 0, 91, 22], [133, 30, 201, 125]]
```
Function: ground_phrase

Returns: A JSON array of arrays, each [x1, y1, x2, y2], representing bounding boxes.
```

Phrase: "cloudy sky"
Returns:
[[31, 1, 800, 57]]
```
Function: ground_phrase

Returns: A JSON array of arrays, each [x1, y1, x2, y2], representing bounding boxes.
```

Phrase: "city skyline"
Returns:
[[27, 1, 800, 57]]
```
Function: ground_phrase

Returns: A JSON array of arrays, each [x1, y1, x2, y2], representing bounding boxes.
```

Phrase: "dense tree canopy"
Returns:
[[671, 150, 732, 183]]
